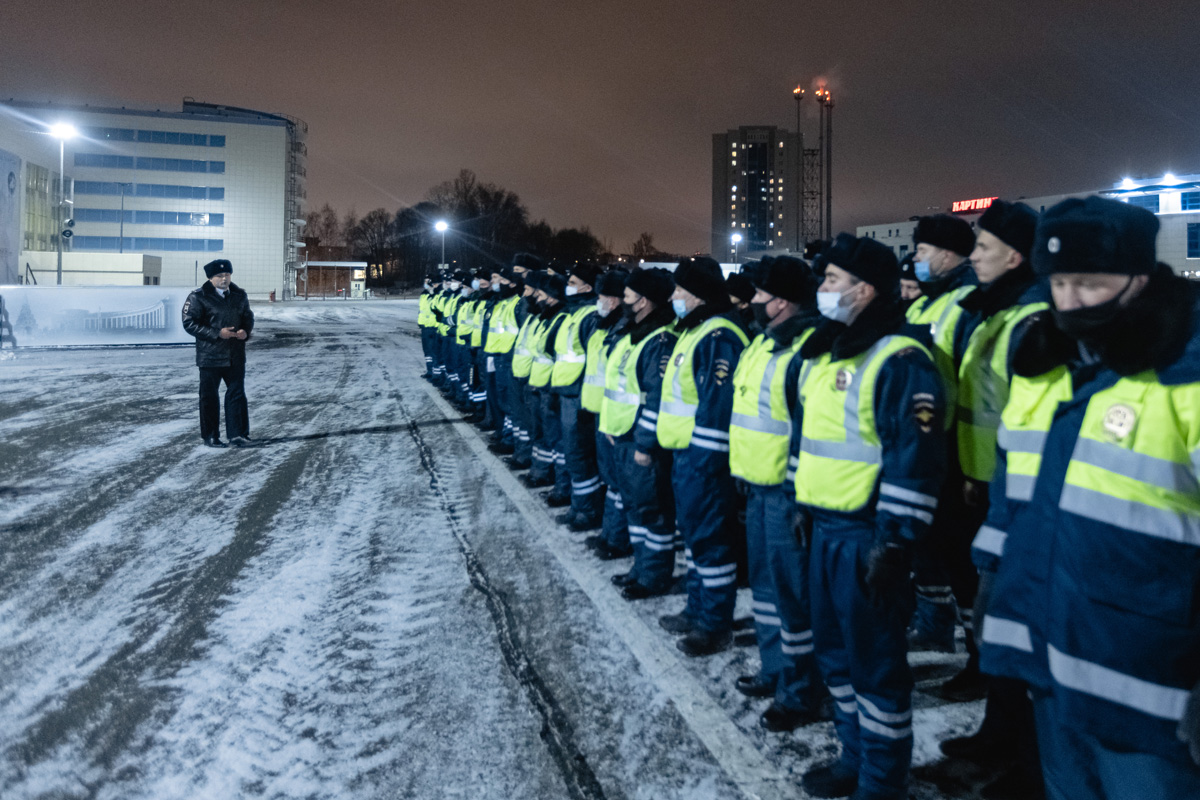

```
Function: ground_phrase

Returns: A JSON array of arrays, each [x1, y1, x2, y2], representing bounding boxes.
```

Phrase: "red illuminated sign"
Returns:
[[951, 197, 998, 213]]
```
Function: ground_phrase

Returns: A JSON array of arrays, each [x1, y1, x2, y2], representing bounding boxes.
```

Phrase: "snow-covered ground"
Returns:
[[0, 300, 996, 799]]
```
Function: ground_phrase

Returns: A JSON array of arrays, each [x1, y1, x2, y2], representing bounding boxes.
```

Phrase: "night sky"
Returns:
[[5, 0, 1198, 255]]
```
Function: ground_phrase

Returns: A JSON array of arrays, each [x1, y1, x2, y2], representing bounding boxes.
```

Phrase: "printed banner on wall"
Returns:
[[0, 148, 19, 286], [0, 285, 195, 347]]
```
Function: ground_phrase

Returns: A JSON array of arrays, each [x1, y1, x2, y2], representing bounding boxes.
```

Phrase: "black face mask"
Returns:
[[751, 301, 773, 329], [1052, 278, 1132, 342], [622, 301, 640, 320]]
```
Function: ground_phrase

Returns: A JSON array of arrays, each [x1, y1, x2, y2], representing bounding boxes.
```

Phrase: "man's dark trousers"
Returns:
[[199, 363, 248, 441]]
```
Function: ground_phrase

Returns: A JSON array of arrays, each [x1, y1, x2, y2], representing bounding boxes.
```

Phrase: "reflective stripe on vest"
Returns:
[[999, 366, 1071, 501], [511, 315, 541, 378], [657, 316, 749, 450], [529, 313, 563, 387], [484, 295, 520, 354], [906, 286, 974, 420], [794, 335, 930, 511], [581, 327, 610, 413], [470, 300, 487, 348], [729, 329, 810, 486], [599, 325, 675, 436], [956, 301, 1048, 481], [551, 305, 597, 387], [1057, 372, 1200, 546]]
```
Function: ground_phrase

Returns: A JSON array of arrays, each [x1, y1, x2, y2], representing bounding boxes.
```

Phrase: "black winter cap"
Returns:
[[512, 252, 545, 271], [725, 272, 755, 303], [203, 259, 233, 278], [473, 267, 491, 280], [914, 214, 976, 256], [626, 267, 675, 306], [899, 252, 918, 281], [741, 257, 771, 288], [825, 232, 900, 294], [978, 200, 1038, 260], [453, 270, 471, 282], [543, 274, 568, 301], [570, 261, 601, 289], [1032, 195, 1159, 277], [673, 257, 726, 304], [596, 270, 628, 297], [755, 255, 816, 305]]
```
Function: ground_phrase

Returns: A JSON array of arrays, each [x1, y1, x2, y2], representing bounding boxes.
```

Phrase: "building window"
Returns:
[[1126, 194, 1160, 212], [74, 236, 223, 251], [131, 157, 226, 174], [75, 209, 224, 226], [75, 182, 224, 200], [82, 127, 226, 147], [75, 153, 135, 169], [1182, 192, 1200, 211], [1189, 223, 1200, 258]]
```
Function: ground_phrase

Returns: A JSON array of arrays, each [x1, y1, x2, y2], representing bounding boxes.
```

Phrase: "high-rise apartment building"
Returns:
[[711, 126, 800, 260]]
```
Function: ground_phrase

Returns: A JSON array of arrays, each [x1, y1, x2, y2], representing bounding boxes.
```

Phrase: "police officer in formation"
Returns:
[[415, 197, 1200, 799]]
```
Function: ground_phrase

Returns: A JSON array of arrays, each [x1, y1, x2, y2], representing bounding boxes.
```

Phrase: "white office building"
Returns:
[[0, 99, 306, 297], [857, 176, 1200, 276]]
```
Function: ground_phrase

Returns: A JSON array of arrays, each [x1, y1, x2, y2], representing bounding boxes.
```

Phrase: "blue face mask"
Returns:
[[913, 260, 932, 282], [672, 298, 690, 318], [817, 289, 855, 323], [471, 279, 481, 291]]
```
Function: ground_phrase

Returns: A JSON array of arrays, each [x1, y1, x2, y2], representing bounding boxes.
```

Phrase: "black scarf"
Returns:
[[800, 296, 907, 361], [629, 305, 677, 344], [918, 260, 975, 303], [958, 263, 1037, 320], [674, 297, 734, 332], [767, 311, 821, 350], [1013, 268, 1196, 378]]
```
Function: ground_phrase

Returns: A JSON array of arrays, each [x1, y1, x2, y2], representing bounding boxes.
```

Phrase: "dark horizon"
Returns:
[[5, 0, 1198, 256]]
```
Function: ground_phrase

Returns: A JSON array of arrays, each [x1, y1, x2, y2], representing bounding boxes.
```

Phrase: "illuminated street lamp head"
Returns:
[[49, 123, 77, 140], [435, 220, 448, 232], [793, 86, 804, 96], [731, 233, 743, 244]]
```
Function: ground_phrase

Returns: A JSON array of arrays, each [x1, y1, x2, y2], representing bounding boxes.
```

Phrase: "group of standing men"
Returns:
[[418, 194, 1199, 800]]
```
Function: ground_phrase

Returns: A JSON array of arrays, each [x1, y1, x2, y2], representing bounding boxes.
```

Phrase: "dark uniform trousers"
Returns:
[[199, 362, 249, 441], [810, 523, 915, 800], [614, 440, 676, 589], [745, 483, 822, 712], [596, 430, 628, 551], [560, 395, 603, 520], [674, 446, 740, 634]]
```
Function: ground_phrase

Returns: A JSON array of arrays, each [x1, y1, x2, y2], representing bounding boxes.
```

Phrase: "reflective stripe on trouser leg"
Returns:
[[745, 485, 784, 681], [596, 430, 628, 550], [512, 380, 533, 462], [810, 523, 914, 798], [911, 535, 958, 647], [618, 441, 675, 590], [761, 483, 820, 712], [527, 388, 553, 480], [673, 445, 740, 634]]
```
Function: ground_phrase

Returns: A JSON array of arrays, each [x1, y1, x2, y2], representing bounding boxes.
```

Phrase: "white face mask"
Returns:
[[817, 288, 854, 323], [449, 281, 461, 291], [565, 286, 579, 296]]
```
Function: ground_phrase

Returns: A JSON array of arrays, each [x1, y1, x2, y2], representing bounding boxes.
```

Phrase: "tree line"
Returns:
[[304, 169, 675, 290]]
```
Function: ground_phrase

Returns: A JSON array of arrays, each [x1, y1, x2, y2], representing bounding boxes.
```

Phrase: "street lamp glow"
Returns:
[[434, 220, 448, 268], [731, 233, 743, 244], [1163, 172, 1179, 185], [1121, 177, 1136, 190], [435, 220, 448, 232], [49, 123, 78, 140]]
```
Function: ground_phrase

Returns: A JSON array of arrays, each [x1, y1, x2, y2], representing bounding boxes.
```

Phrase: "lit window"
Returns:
[[732, 160, 737, 166], [778, 214, 783, 219], [731, 205, 736, 210], [732, 185, 737, 192], [779, 142, 784, 147]]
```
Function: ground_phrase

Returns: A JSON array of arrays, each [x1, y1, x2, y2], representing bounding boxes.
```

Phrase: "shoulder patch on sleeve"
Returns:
[[912, 392, 938, 433]]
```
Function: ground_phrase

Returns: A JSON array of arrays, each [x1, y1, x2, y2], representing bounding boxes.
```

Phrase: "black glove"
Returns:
[[734, 479, 750, 497], [791, 508, 811, 549], [864, 542, 911, 607], [1179, 678, 1200, 767]]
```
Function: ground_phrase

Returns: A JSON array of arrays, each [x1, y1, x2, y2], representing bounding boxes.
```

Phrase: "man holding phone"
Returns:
[[182, 259, 258, 448]]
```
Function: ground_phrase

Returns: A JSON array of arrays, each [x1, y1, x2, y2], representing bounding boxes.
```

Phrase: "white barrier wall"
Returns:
[[0, 285, 195, 347]]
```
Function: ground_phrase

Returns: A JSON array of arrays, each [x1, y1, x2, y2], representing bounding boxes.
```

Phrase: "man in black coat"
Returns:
[[182, 259, 258, 448]]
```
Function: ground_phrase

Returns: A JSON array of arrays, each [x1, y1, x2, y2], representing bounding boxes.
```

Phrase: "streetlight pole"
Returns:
[[731, 232, 742, 263], [793, 86, 804, 253], [118, 182, 131, 253], [50, 123, 77, 285], [435, 220, 448, 269]]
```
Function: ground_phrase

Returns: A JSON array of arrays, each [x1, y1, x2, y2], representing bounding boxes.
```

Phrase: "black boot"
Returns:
[[595, 543, 633, 561], [621, 582, 669, 601], [735, 673, 776, 698], [760, 702, 823, 732], [676, 629, 732, 657], [658, 613, 695, 634], [801, 760, 858, 799], [609, 571, 637, 587], [543, 491, 570, 508]]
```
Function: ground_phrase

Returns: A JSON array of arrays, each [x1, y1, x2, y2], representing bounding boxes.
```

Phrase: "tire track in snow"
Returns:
[[399, 402, 609, 800]]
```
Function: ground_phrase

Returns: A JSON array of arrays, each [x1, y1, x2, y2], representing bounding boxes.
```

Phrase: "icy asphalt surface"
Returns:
[[0, 300, 995, 800]]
